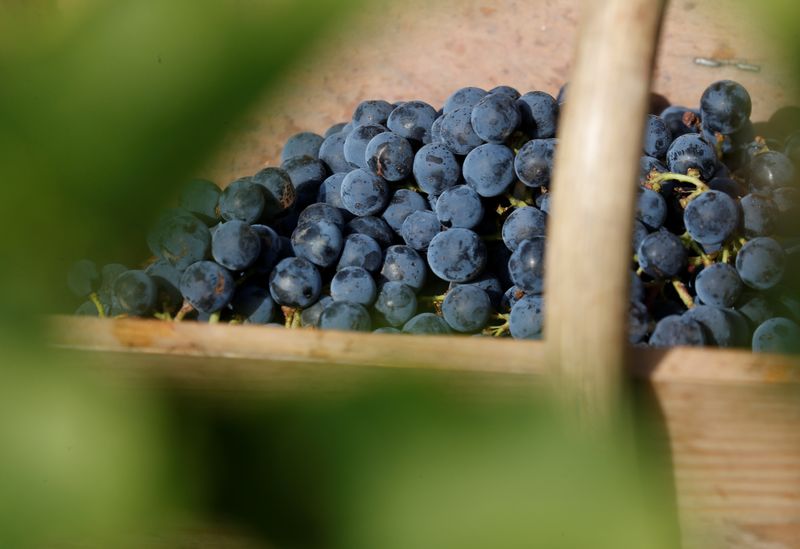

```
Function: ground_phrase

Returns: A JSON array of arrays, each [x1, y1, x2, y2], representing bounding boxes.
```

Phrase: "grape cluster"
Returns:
[[68, 81, 800, 354]]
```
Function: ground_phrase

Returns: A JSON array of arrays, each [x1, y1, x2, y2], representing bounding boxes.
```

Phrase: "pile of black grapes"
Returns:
[[68, 80, 800, 353]]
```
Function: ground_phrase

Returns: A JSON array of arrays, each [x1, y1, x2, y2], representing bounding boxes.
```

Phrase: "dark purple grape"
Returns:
[[147, 209, 212, 271], [515, 138, 556, 188], [352, 99, 393, 127], [325, 122, 347, 138], [365, 132, 414, 181], [382, 189, 428, 233], [442, 284, 491, 332], [665, 134, 717, 180], [218, 178, 265, 224], [282, 155, 328, 209], [317, 173, 349, 212], [449, 274, 503, 309], [639, 156, 667, 184], [380, 245, 427, 291], [330, 266, 377, 306], [387, 100, 437, 143], [179, 261, 234, 314], [344, 123, 386, 169], [443, 86, 487, 114], [509, 295, 545, 339], [268, 257, 322, 308], [659, 106, 700, 139], [319, 301, 371, 332], [346, 215, 395, 247], [629, 300, 650, 343], [318, 132, 350, 174], [250, 224, 281, 274], [507, 237, 546, 293], [517, 91, 558, 139], [735, 237, 785, 290], [470, 93, 520, 143], [737, 294, 778, 327], [145, 260, 183, 314], [632, 220, 649, 252], [231, 284, 275, 324], [489, 85, 520, 99], [683, 190, 739, 246], [179, 179, 221, 225], [401, 210, 441, 251], [340, 168, 390, 217], [649, 315, 706, 347], [637, 229, 686, 278], [700, 80, 752, 134], [630, 271, 645, 303], [500, 286, 526, 313], [251, 167, 296, 220], [643, 115, 672, 159], [75, 301, 104, 316], [337, 233, 383, 272], [429, 115, 444, 143], [113, 270, 157, 316], [67, 259, 99, 298], [748, 151, 795, 192], [402, 313, 450, 335], [695, 263, 742, 308], [439, 106, 484, 155], [752, 317, 800, 353], [211, 220, 261, 271], [536, 192, 551, 214], [300, 296, 333, 328], [298, 202, 346, 229], [708, 176, 744, 198], [463, 143, 515, 197], [502, 206, 547, 251], [291, 219, 343, 268], [435, 185, 484, 229], [412, 142, 460, 195], [684, 305, 743, 347], [374, 281, 417, 327], [740, 194, 778, 237], [636, 188, 667, 230], [281, 132, 323, 163], [427, 228, 487, 283]]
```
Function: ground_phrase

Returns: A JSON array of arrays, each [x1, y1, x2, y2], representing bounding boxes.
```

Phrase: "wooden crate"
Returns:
[[54, 1, 800, 547]]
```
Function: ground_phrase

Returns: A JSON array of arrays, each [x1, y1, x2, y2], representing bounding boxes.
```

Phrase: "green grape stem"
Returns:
[[671, 279, 695, 309], [88, 292, 106, 318]]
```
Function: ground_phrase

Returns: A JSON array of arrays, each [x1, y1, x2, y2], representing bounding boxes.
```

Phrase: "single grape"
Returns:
[[515, 138, 556, 188], [318, 132, 351, 174], [500, 286, 526, 313], [179, 261, 234, 314], [325, 122, 347, 138], [300, 296, 333, 328], [250, 224, 282, 274], [748, 151, 795, 192], [374, 281, 417, 327], [737, 294, 779, 328], [343, 123, 386, 169], [442, 284, 491, 333], [251, 167, 296, 220], [365, 131, 414, 181], [282, 155, 328, 209], [470, 92, 520, 143], [443, 86, 487, 114], [683, 190, 739, 246], [298, 202, 346, 229], [427, 228, 487, 283], [429, 115, 444, 143], [145, 260, 183, 314], [291, 218, 343, 268], [502, 206, 547, 251], [67, 259, 99, 298], [268, 257, 322, 308], [218, 177, 265, 224], [740, 194, 778, 237], [463, 143, 516, 197], [643, 114, 672, 159], [735, 237, 785, 290], [694, 263, 743, 308], [636, 188, 667, 230], [708, 176, 744, 198], [439, 106, 484, 155], [179, 179, 221, 225], [337, 233, 383, 272], [649, 315, 706, 347], [330, 266, 377, 306], [752, 317, 800, 354], [281, 132, 324, 163], [382, 189, 428, 233], [684, 305, 743, 347], [340, 168, 390, 217], [317, 173, 349, 212], [507, 237, 546, 293], [435, 185, 484, 229], [402, 313, 451, 335], [387, 100, 437, 142], [211, 220, 261, 271], [352, 99, 393, 127], [535, 192, 551, 214], [509, 295, 545, 339], [629, 300, 650, 343], [659, 106, 700, 139], [231, 284, 275, 324], [345, 215, 395, 247], [113, 270, 158, 316], [699, 80, 752, 134], [637, 229, 687, 278], [412, 142, 460, 195], [147, 209, 211, 271], [517, 91, 558, 139], [380, 245, 427, 291], [319, 301, 371, 332], [665, 134, 717, 180], [632, 220, 649, 252], [401, 210, 441, 251], [489, 85, 520, 99], [98, 263, 128, 313]]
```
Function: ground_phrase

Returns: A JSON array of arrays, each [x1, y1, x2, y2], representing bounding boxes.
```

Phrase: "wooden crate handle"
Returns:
[[544, 0, 666, 421]]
